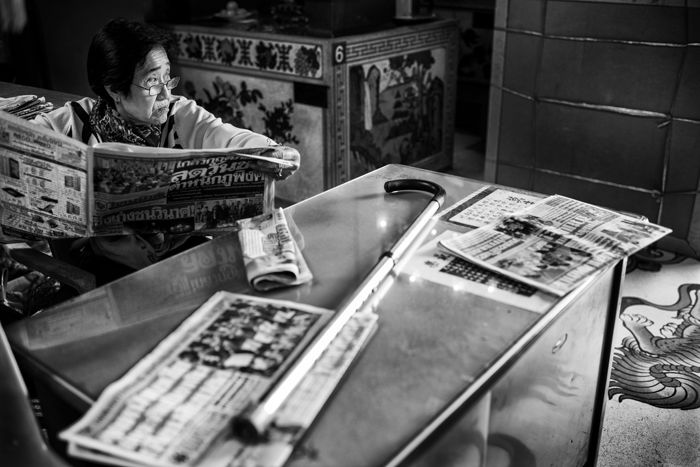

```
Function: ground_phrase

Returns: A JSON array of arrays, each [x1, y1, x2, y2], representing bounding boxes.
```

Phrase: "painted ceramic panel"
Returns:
[[174, 30, 323, 80], [177, 66, 324, 202], [348, 47, 447, 178]]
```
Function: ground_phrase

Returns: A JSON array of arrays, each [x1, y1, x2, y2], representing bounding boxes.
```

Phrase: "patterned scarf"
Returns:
[[89, 97, 162, 147]]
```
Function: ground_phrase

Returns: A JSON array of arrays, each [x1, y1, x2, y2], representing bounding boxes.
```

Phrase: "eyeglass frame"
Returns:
[[132, 76, 180, 96]]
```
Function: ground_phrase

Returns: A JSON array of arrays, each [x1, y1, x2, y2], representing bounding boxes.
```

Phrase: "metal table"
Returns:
[[5, 164, 622, 466]]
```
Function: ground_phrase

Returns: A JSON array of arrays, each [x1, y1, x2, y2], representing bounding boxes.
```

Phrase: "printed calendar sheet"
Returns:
[[439, 185, 543, 229]]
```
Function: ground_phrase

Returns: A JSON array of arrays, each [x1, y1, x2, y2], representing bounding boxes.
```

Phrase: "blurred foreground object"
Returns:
[[0, 0, 26, 34]]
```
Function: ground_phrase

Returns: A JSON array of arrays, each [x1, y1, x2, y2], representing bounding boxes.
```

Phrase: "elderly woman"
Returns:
[[32, 18, 300, 284]]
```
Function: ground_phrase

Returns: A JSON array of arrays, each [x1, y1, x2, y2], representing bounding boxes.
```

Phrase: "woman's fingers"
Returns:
[[256, 146, 300, 180], [232, 145, 300, 180]]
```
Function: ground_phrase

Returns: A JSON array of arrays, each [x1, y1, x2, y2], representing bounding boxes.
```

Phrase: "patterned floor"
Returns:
[[597, 249, 700, 467]]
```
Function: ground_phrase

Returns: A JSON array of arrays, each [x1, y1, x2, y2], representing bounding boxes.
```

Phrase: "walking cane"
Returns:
[[232, 178, 447, 441]]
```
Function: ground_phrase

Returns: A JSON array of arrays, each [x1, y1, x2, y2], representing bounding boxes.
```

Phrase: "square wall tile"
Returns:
[[495, 163, 535, 191], [690, 6, 700, 44], [503, 32, 541, 95], [660, 193, 695, 239], [546, 1, 686, 44], [508, 0, 546, 32], [666, 120, 700, 193], [671, 47, 700, 120], [535, 102, 667, 190], [532, 171, 661, 222], [538, 39, 684, 112], [497, 92, 536, 167]]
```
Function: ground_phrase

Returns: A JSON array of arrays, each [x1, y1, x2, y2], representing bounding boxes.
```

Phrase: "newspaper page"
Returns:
[[90, 143, 288, 236], [60, 291, 378, 467], [237, 208, 312, 291], [404, 231, 555, 313], [439, 195, 672, 296], [438, 185, 543, 229], [0, 109, 89, 239]]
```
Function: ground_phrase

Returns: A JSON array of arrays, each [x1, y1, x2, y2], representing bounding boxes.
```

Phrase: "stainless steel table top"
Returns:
[[6, 164, 613, 466]]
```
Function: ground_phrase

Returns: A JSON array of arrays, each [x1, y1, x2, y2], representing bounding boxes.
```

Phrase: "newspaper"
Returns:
[[404, 231, 555, 313], [60, 291, 379, 467], [438, 185, 543, 229], [0, 110, 293, 240], [439, 194, 672, 296], [237, 208, 312, 291], [0, 95, 54, 119]]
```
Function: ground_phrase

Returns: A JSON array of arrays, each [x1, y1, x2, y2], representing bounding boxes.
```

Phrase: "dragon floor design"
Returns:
[[609, 283, 700, 409]]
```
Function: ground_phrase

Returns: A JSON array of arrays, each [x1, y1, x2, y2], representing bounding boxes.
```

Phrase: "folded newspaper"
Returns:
[[60, 291, 378, 467], [237, 208, 312, 291], [0, 110, 294, 240], [0, 94, 54, 120], [439, 194, 672, 296]]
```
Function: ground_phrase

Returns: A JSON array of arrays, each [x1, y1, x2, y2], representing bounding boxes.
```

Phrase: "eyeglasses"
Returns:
[[133, 76, 180, 96]]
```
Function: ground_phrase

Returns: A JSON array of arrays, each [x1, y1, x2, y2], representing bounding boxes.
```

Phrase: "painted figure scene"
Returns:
[[349, 48, 446, 177]]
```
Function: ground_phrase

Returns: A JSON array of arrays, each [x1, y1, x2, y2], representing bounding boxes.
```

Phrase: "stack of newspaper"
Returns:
[[60, 291, 378, 467], [438, 193, 672, 296], [0, 95, 54, 120]]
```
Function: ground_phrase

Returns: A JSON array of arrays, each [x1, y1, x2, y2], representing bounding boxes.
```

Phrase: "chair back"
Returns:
[[0, 324, 69, 466]]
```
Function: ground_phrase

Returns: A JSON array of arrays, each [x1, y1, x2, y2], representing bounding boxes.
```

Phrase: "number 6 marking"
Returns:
[[333, 43, 346, 65]]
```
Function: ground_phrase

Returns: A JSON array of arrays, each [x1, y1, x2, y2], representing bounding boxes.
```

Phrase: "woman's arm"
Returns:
[[169, 97, 299, 179], [169, 97, 273, 148]]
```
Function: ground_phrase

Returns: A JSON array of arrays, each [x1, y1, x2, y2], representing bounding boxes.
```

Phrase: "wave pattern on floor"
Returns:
[[597, 248, 700, 467]]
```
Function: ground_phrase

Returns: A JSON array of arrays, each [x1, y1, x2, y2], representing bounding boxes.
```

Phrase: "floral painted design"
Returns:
[[174, 31, 323, 79], [183, 77, 298, 145]]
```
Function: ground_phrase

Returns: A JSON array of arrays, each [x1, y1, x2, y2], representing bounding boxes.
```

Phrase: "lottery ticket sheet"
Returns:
[[60, 291, 378, 467]]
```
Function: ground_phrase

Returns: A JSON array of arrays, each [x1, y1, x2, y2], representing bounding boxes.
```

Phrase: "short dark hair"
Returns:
[[87, 18, 176, 106]]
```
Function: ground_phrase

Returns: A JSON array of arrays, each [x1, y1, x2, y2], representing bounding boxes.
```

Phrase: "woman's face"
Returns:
[[111, 46, 172, 126]]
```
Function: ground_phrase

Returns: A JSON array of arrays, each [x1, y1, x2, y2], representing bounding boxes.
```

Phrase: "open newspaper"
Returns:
[[0, 110, 293, 240], [60, 291, 378, 467], [439, 194, 672, 296], [237, 208, 312, 291]]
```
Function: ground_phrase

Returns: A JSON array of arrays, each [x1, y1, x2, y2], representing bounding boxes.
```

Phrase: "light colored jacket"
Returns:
[[32, 96, 277, 270], [34, 96, 275, 149]]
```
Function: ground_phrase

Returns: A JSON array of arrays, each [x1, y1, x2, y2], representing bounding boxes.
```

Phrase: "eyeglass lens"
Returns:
[[149, 77, 180, 95]]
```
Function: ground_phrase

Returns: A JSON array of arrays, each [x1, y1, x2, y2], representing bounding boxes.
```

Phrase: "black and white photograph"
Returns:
[[1, 2, 698, 467]]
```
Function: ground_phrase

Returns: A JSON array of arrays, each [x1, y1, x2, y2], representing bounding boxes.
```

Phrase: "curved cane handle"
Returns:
[[381, 178, 446, 262], [384, 179, 446, 206]]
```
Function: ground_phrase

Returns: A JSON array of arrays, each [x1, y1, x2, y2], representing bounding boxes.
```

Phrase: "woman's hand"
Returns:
[[236, 145, 300, 180]]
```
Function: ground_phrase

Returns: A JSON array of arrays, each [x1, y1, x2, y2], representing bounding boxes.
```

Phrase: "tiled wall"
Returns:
[[486, 0, 700, 257]]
